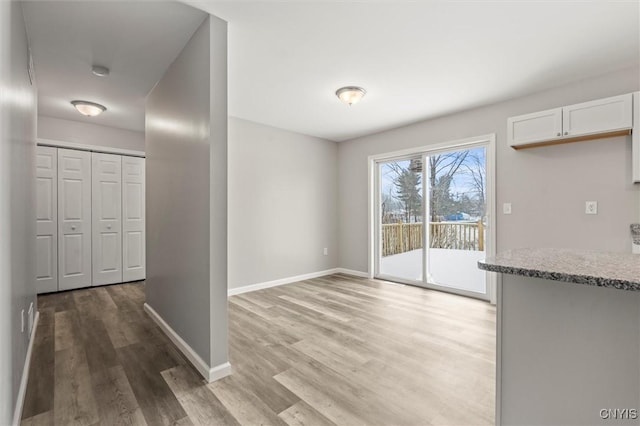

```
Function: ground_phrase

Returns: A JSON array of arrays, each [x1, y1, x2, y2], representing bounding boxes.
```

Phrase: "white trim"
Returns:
[[632, 92, 640, 183], [13, 311, 39, 426], [228, 268, 340, 296], [209, 362, 232, 382], [143, 303, 231, 383], [334, 268, 369, 278], [368, 134, 497, 302], [367, 158, 376, 279], [37, 138, 145, 158], [367, 133, 496, 164]]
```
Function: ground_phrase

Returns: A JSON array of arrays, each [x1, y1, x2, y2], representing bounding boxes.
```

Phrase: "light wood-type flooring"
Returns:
[[21, 274, 495, 426]]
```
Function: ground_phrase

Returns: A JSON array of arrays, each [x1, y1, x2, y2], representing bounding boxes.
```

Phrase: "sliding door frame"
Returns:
[[368, 134, 497, 303]]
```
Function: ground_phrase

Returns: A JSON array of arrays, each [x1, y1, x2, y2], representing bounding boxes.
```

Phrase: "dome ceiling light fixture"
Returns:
[[91, 65, 110, 77], [71, 100, 107, 117], [336, 86, 366, 106]]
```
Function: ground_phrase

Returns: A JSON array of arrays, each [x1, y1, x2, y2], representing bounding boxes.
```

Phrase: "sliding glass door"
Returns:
[[378, 158, 423, 281], [375, 141, 490, 300]]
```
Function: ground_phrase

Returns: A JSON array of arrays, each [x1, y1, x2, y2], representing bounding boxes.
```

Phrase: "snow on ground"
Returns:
[[380, 248, 486, 294]]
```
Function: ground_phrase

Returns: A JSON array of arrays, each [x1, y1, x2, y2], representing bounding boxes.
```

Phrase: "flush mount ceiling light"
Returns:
[[71, 100, 106, 117], [336, 86, 366, 106], [91, 65, 110, 77]]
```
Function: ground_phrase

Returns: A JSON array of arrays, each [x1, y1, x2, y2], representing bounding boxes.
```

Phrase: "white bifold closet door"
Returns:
[[36, 146, 58, 293], [58, 148, 92, 291], [122, 156, 146, 282], [92, 153, 123, 285]]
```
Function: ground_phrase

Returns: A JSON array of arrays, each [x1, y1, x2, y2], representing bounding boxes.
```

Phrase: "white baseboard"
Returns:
[[143, 303, 231, 383], [13, 311, 39, 426], [228, 268, 339, 296], [334, 268, 369, 278]]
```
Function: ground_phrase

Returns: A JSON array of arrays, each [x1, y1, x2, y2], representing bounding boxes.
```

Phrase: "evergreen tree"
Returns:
[[393, 168, 422, 223]]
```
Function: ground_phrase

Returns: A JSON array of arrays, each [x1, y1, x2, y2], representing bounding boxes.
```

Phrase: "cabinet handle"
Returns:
[[107, 224, 112, 229], [557, 132, 561, 136], [71, 225, 76, 230], [564, 131, 569, 135]]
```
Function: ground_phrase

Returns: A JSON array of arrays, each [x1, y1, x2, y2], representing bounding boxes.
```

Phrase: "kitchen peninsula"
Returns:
[[479, 248, 640, 425]]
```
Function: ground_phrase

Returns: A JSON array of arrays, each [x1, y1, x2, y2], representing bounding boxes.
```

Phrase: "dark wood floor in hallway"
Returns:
[[21, 274, 495, 426]]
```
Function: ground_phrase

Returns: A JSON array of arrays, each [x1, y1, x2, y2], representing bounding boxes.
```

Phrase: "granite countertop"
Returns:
[[478, 248, 640, 291]]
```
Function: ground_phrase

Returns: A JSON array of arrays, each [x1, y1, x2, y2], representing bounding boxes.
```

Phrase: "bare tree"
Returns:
[[463, 151, 486, 217], [428, 151, 469, 221]]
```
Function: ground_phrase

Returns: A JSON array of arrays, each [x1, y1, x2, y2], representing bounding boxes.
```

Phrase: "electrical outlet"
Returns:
[[21, 309, 24, 333], [503, 203, 512, 215], [585, 201, 598, 215], [28, 303, 34, 337], [323, 248, 328, 256]]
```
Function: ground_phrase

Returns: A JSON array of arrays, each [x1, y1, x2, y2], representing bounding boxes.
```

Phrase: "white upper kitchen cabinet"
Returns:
[[562, 93, 633, 138], [507, 108, 563, 147], [508, 93, 634, 149]]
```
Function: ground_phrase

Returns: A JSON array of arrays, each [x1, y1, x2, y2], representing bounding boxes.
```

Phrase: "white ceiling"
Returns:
[[22, 1, 206, 132], [24, 1, 640, 142], [191, 0, 640, 141]]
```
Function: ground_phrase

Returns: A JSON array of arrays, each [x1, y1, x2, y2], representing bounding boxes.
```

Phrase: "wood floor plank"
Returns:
[[80, 319, 119, 374], [53, 345, 99, 426], [20, 410, 53, 426], [208, 378, 288, 426], [117, 342, 187, 425], [162, 366, 241, 426], [54, 309, 82, 352], [91, 365, 147, 426], [278, 400, 336, 426], [273, 367, 370, 426]]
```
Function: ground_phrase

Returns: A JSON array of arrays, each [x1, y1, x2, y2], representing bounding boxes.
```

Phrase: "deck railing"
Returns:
[[381, 221, 484, 256]]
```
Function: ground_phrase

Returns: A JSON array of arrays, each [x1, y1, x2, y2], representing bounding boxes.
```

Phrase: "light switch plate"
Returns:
[[585, 201, 598, 215], [503, 203, 512, 215]]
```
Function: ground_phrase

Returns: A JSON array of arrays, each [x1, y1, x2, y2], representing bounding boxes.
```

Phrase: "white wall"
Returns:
[[0, 1, 38, 423], [38, 115, 145, 152], [146, 15, 228, 374], [228, 118, 338, 290], [338, 66, 640, 273]]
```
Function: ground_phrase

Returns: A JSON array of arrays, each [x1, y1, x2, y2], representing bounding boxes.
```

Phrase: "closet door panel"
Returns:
[[36, 146, 58, 293], [92, 153, 123, 285], [122, 156, 145, 282], [58, 148, 92, 290]]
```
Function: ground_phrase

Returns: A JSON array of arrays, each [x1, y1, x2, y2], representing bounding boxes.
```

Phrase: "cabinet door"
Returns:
[[507, 108, 562, 147], [36, 146, 58, 293], [122, 156, 145, 282], [58, 148, 92, 290], [92, 153, 123, 285], [563, 93, 632, 138]]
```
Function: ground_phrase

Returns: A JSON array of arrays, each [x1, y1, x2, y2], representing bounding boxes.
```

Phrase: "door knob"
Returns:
[[564, 131, 569, 135], [556, 132, 561, 136]]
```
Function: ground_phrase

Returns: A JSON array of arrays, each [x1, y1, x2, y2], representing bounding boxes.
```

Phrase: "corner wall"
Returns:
[[145, 15, 228, 378], [0, 1, 38, 423], [228, 118, 339, 291], [38, 116, 145, 152], [338, 65, 640, 273]]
